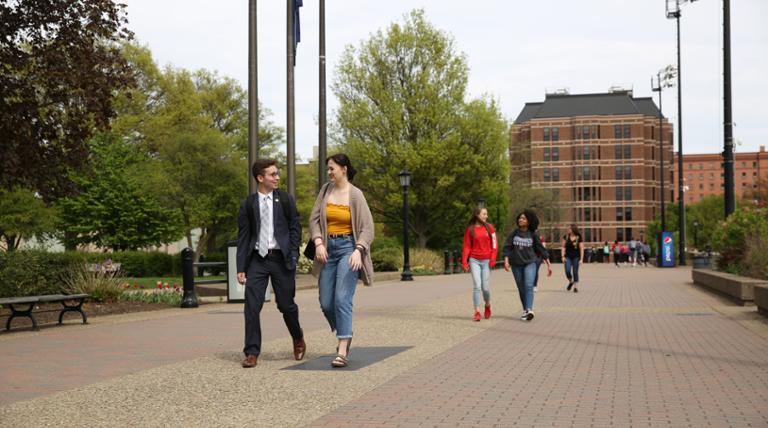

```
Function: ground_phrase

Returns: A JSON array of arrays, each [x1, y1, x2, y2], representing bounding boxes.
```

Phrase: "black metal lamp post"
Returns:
[[399, 169, 413, 281], [652, 65, 676, 265], [477, 198, 486, 208]]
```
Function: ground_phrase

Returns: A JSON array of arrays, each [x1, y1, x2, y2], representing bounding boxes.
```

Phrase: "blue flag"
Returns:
[[293, 0, 302, 64]]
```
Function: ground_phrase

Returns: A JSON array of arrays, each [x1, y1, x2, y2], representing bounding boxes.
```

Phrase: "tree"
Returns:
[[58, 135, 182, 251], [0, 0, 134, 200], [0, 188, 57, 251], [333, 10, 509, 248], [110, 45, 284, 257]]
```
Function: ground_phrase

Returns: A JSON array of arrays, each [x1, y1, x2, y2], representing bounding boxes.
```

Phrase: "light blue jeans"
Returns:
[[564, 257, 580, 283], [318, 236, 359, 339], [511, 262, 536, 312], [468, 258, 491, 307]]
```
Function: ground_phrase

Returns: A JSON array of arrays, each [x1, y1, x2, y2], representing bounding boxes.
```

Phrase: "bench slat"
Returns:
[[0, 296, 40, 305]]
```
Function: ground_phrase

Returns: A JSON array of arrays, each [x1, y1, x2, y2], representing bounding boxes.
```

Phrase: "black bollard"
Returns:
[[181, 248, 199, 308], [453, 250, 461, 273], [443, 250, 452, 275]]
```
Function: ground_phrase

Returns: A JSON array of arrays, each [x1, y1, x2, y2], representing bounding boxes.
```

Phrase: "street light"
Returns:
[[652, 64, 676, 265], [399, 169, 413, 281], [666, 0, 697, 265]]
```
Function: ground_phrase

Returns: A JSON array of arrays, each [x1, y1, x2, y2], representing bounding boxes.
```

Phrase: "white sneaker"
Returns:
[[520, 311, 529, 321], [533, 286, 538, 293], [526, 311, 535, 321]]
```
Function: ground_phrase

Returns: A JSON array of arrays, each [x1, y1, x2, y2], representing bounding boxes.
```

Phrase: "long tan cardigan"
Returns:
[[309, 182, 375, 285]]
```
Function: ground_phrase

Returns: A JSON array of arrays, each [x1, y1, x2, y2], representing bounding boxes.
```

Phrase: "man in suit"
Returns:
[[237, 158, 306, 368]]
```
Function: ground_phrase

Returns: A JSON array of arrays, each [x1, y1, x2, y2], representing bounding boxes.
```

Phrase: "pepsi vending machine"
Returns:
[[658, 231, 675, 267]]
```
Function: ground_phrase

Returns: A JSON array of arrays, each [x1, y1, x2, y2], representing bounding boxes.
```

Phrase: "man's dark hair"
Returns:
[[252, 158, 277, 179]]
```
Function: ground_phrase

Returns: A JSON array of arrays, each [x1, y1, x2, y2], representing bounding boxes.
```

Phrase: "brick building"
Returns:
[[510, 90, 674, 245], [672, 146, 768, 203]]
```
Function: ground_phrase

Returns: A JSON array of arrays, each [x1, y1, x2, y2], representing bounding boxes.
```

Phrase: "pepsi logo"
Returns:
[[663, 237, 672, 244]]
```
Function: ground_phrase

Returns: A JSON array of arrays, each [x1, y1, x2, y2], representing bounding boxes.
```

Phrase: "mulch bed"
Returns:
[[0, 300, 176, 333]]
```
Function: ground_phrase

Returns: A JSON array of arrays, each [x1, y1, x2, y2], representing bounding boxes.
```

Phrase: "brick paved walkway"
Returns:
[[310, 266, 768, 427], [1, 264, 767, 427]]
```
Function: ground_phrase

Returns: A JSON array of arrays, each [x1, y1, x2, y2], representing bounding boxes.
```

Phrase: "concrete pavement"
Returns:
[[1, 264, 767, 427]]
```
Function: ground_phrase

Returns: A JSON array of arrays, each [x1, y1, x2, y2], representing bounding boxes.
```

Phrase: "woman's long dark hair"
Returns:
[[568, 224, 580, 237], [516, 209, 540, 232], [466, 207, 488, 227], [326, 153, 357, 181]]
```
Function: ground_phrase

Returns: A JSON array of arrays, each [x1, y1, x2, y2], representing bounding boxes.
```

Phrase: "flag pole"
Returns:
[[286, 0, 296, 195], [248, 0, 258, 195], [318, 0, 327, 188]]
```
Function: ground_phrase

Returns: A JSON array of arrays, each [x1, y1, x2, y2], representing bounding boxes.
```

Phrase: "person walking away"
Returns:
[[628, 237, 638, 266], [503, 210, 552, 321], [309, 154, 375, 368], [561, 224, 584, 293], [603, 241, 610, 264], [612, 241, 621, 267], [642, 241, 651, 266], [236, 159, 305, 368], [461, 207, 498, 321]]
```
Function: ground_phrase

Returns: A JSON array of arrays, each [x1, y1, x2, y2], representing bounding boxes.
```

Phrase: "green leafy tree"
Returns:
[[58, 135, 182, 251], [333, 10, 509, 248], [0, 0, 134, 200], [109, 45, 284, 257], [0, 188, 57, 251]]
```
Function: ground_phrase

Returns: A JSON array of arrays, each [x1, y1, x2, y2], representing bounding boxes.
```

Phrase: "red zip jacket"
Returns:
[[461, 224, 498, 270]]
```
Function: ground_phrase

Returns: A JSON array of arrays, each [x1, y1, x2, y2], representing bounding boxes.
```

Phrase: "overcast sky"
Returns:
[[123, 0, 767, 160]]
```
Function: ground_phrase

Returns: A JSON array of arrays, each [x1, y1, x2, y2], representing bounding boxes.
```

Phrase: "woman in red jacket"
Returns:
[[461, 207, 498, 321]]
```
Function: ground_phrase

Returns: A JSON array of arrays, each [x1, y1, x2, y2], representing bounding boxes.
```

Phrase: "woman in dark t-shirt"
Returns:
[[503, 209, 551, 321], [560, 224, 584, 293]]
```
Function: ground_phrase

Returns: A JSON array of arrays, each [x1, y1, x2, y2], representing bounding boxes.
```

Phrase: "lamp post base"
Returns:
[[401, 271, 413, 281]]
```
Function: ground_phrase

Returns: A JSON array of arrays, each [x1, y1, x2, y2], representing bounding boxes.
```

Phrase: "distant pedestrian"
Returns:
[[503, 209, 551, 321], [628, 237, 638, 266], [461, 207, 498, 321], [603, 241, 610, 264], [641, 241, 651, 266], [561, 224, 584, 293], [612, 240, 621, 267], [309, 154, 375, 368]]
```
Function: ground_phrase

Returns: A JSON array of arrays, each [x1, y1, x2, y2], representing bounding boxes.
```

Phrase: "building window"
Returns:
[[552, 168, 560, 182], [543, 168, 551, 182], [575, 146, 582, 160], [585, 228, 592, 242], [625, 207, 632, 221], [552, 147, 559, 161], [624, 187, 631, 200], [617, 228, 624, 242], [616, 187, 623, 201], [623, 124, 631, 139], [616, 166, 623, 180], [582, 126, 590, 140], [543, 147, 550, 161], [552, 127, 559, 142], [624, 145, 631, 159], [615, 145, 622, 159], [616, 207, 623, 221], [614, 125, 622, 139], [543, 127, 550, 141], [624, 166, 632, 180], [583, 166, 592, 180]]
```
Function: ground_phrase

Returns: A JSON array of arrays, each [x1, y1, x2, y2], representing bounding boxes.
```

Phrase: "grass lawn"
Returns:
[[123, 276, 226, 289]]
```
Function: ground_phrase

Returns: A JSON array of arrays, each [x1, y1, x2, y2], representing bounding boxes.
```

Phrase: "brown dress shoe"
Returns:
[[293, 337, 306, 361], [241, 354, 258, 368]]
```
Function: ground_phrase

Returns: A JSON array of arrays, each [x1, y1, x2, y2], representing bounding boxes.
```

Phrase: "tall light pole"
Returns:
[[652, 65, 676, 264], [399, 169, 413, 281], [666, 0, 697, 265], [248, 0, 258, 194], [723, 0, 735, 216], [318, 0, 327, 188]]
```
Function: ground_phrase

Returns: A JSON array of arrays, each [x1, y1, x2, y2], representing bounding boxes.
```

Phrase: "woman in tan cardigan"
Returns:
[[309, 154, 374, 368]]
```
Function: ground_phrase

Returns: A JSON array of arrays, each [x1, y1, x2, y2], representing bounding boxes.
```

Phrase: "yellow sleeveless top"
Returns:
[[326, 203, 353, 235]]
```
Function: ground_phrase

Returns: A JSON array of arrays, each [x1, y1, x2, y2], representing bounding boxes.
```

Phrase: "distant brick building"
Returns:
[[672, 146, 767, 203], [510, 90, 673, 245]]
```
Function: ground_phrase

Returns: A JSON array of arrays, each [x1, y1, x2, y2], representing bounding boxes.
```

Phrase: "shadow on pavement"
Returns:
[[281, 346, 412, 371]]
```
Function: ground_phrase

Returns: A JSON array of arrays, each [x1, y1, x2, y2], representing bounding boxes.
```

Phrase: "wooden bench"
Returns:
[[0, 294, 89, 331]]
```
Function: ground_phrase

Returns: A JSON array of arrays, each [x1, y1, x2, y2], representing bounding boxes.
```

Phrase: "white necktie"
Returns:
[[258, 196, 271, 257]]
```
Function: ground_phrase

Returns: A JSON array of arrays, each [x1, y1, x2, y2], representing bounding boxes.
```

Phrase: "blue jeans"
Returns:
[[511, 262, 536, 312], [468, 258, 491, 307], [318, 236, 359, 339], [564, 257, 580, 283]]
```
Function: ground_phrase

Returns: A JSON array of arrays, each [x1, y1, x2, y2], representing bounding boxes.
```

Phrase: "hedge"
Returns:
[[0, 250, 181, 298]]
